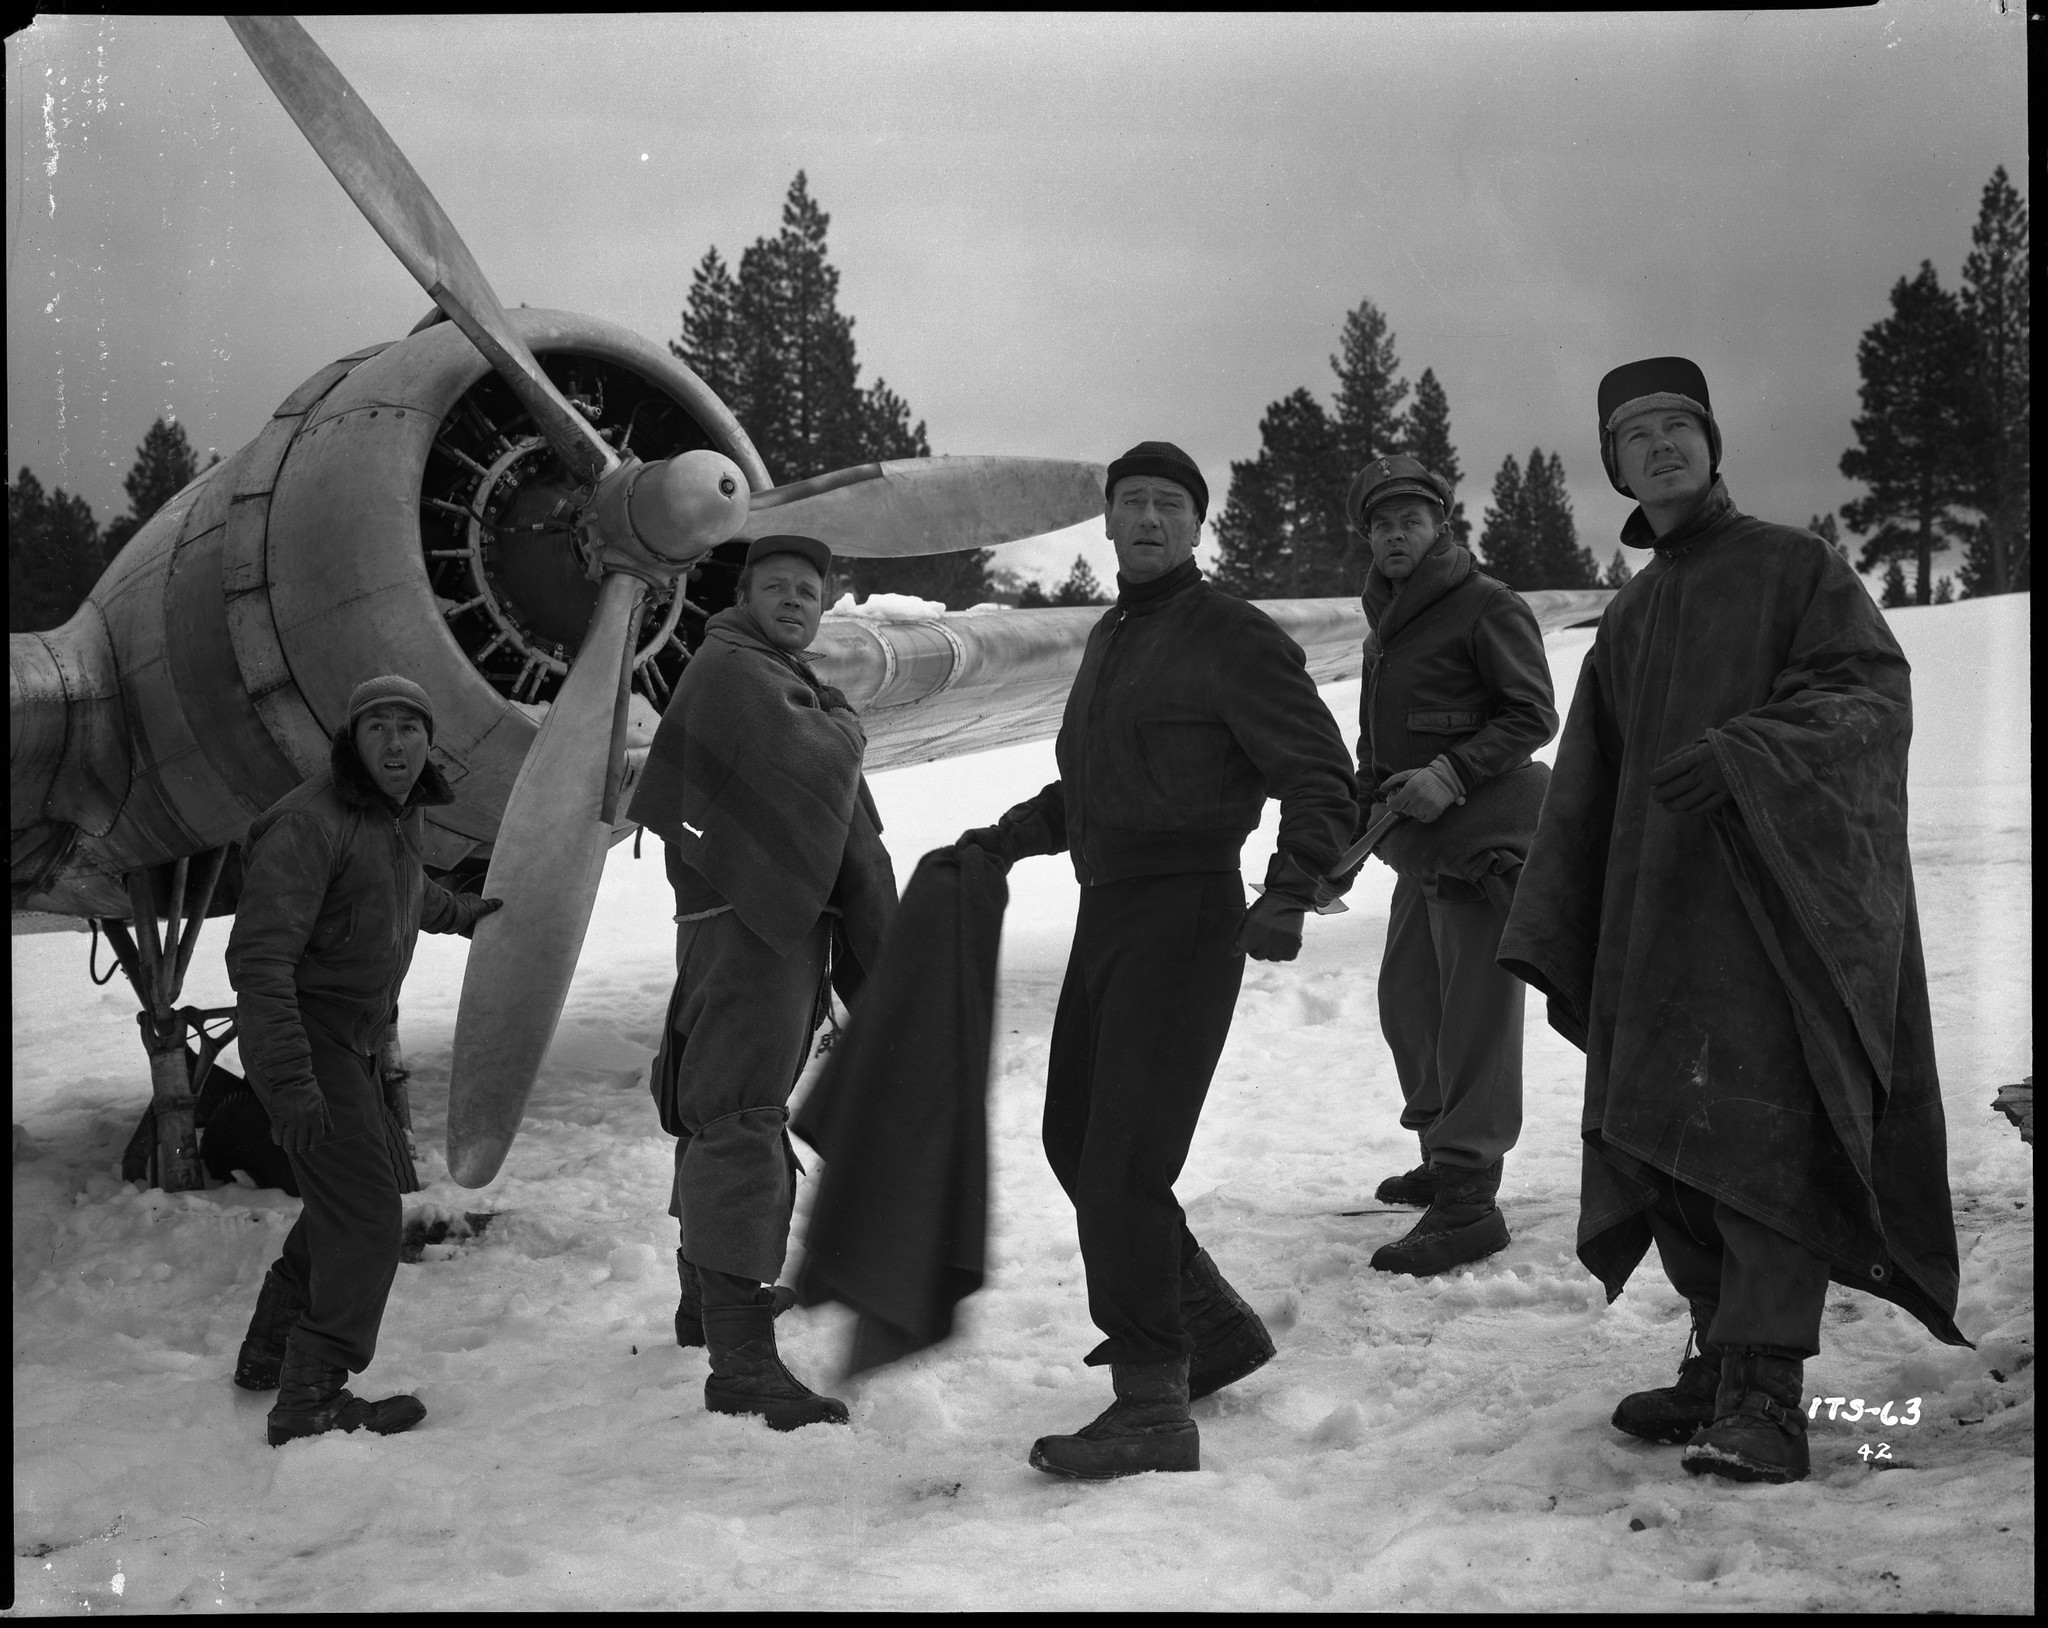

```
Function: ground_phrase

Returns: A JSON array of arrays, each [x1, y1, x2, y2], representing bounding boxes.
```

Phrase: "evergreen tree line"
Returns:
[[672, 172, 992, 607], [1842, 166, 2029, 606], [9, 420, 210, 634], [1209, 298, 1605, 598]]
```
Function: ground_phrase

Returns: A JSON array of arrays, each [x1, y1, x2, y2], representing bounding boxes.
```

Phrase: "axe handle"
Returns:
[[1309, 808, 1404, 915]]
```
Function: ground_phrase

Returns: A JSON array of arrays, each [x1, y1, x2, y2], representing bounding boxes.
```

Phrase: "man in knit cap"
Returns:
[[629, 534, 897, 1433], [1500, 357, 1967, 1484], [958, 440, 1359, 1478], [226, 674, 501, 1445], [1346, 452, 1557, 1276]]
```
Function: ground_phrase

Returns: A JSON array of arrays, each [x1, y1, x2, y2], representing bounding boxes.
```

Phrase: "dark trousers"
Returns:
[[270, 1035, 406, 1373], [661, 910, 827, 1283], [1643, 1171, 1830, 1357], [1377, 872, 1524, 1170], [1043, 872, 1246, 1367]]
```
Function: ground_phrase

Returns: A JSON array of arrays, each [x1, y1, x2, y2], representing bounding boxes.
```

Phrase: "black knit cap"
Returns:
[[1105, 441, 1208, 521], [1345, 452, 1451, 532], [1597, 356, 1721, 495], [744, 533, 832, 578]]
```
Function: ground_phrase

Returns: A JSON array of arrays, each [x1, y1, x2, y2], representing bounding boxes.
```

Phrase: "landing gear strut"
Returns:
[[96, 851, 230, 1193]]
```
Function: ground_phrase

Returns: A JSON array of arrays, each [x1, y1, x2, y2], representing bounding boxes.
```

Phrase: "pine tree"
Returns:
[[8, 466, 104, 632], [1839, 261, 1979, 606], [1052, 555, 1107, 606], [1211, 388, 1348, 596], [670, 247, 745, 406], [102, 417, 201, 558], [1932, 575, 1955, 605], [1879, 559, 1909, 608], [1015, 578, 1052, 608], [1523, 449, 1596, 587], [1400, 368, 1470, 546], [1329, 298, 1409, 471], [1475, 453, 1537, 589], [1957, 167, 2030, 597], [1808, 512, 1848, 558], [1602, 549, 1633, 587]]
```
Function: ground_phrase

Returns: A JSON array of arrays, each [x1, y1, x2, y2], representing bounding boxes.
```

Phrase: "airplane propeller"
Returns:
[[226, 17, 1107, 1187]]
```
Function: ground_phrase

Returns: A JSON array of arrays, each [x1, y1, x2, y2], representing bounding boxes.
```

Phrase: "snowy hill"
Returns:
[[9, 596, 2031, 1612]]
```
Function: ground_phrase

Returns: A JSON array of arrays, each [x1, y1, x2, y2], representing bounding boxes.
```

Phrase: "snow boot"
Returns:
[[702, 1292, 849, 1431], [233, 1267, 306, 1391], [1374, 1136, 1438, 1207], [1181, 1248, 1276, 1401], [1028, 1358, 1200, 1480], [675, 1251, 705, 1348], [1682, 1349, 1810, 1484], [1370, 1160, 1509, 1276], [265, 1334, 426, 1447], [1612, 1304, 1723, 1445]]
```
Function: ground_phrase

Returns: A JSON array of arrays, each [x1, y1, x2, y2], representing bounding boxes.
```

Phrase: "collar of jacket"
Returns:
[[1113, 557, 1202, 615], [1362, 535, 1473, 646], [327, 727, 455, 812], [1620, 476, 1737, 555]]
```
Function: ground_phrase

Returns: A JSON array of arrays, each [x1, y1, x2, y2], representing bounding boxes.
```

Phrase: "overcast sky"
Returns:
[[5, 8, 2027, 588]]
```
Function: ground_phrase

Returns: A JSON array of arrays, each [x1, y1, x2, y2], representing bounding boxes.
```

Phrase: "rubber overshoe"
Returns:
[[1029, 1359, 1200, 1480], [702, 1294, 848, 1431], [1181, 1248, 1275, 1401], [1374, 1137, 1439, 1207], [234, 1267, 306, 1392], [266, 1335, 425, 1447], [1613, 1306, 1723, 1445], [1682, 1350, 1810, 1484], [1370, 1160, 1509, 1276]]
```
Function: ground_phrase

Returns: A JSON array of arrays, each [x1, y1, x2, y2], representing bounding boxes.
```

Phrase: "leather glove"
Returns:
[[456, 895, 505, 938], [1384, 757, 1466, 824], [815, 683, 855, 713], [1236, 892, 1306, 962], [955, 826, 1018, 875], [1648, 738, 1733, 814], [269, 1080, 331, 1158]]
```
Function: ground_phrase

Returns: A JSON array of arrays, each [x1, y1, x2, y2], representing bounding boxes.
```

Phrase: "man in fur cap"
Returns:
[[1347, 453, 1558, 1276], [226, 674, 501, 1445], [1500, 357, 1967, 1484]]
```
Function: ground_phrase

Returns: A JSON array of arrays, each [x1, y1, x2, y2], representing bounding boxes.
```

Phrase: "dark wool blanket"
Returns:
[[791, 845, 1007, 1378], [1374, 759, 1550, 908], [630, 607, 895, 970], [1499, 482, 1964, 1345]]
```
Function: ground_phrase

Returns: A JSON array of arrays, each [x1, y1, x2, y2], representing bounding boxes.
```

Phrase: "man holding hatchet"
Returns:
[[1348, 454, 1558, 1277]]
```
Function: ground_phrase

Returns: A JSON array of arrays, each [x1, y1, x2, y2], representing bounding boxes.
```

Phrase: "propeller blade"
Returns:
[[444, 572, 645, 1187], [225, 16, 614, 486], [738, 455, 1107, 557]]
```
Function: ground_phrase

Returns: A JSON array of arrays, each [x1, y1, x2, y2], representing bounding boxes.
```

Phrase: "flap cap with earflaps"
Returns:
[[1598, 356, 1722, 495], [743, 534, 833, 579]]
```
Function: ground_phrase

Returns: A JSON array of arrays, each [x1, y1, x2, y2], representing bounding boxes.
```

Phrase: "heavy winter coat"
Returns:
[[227, 731, 484, 1099], [1497, 480, 1965, 1344], [629, 607, 896, 976], [1357, 537, 1557, 897], [1000, 560, 1357, 882]]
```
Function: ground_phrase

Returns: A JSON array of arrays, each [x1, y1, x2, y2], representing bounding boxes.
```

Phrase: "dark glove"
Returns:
[[955, 826, 1018, 875], [456, 895, 505, 939], [1648, 738, 1733, 814], [1236, 893, 1306, 962], [1384, 757, 1465, 824], [268, 1080, 331, 1158], [815, 683, 855, 713]]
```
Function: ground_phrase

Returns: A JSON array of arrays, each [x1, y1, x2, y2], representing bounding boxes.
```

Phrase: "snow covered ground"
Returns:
[[10, 595, 2031, 1613]]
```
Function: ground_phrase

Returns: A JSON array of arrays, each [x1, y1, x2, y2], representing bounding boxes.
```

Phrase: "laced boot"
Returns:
[[675, 1252, 705, 1348], [1682, 1349, 1810, 1484], [1374, 1135, 1439, 1207], [1028, 1357, 1200, 1479], [266, 1332, 426, 1447], [1612, 1303, 1724, 1445], [234, 1267, 306, 1391], [1370, 1159, 1510, 1275], [1181, 1249, 1275, 1401], [701, 1291, 849, 1431]]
